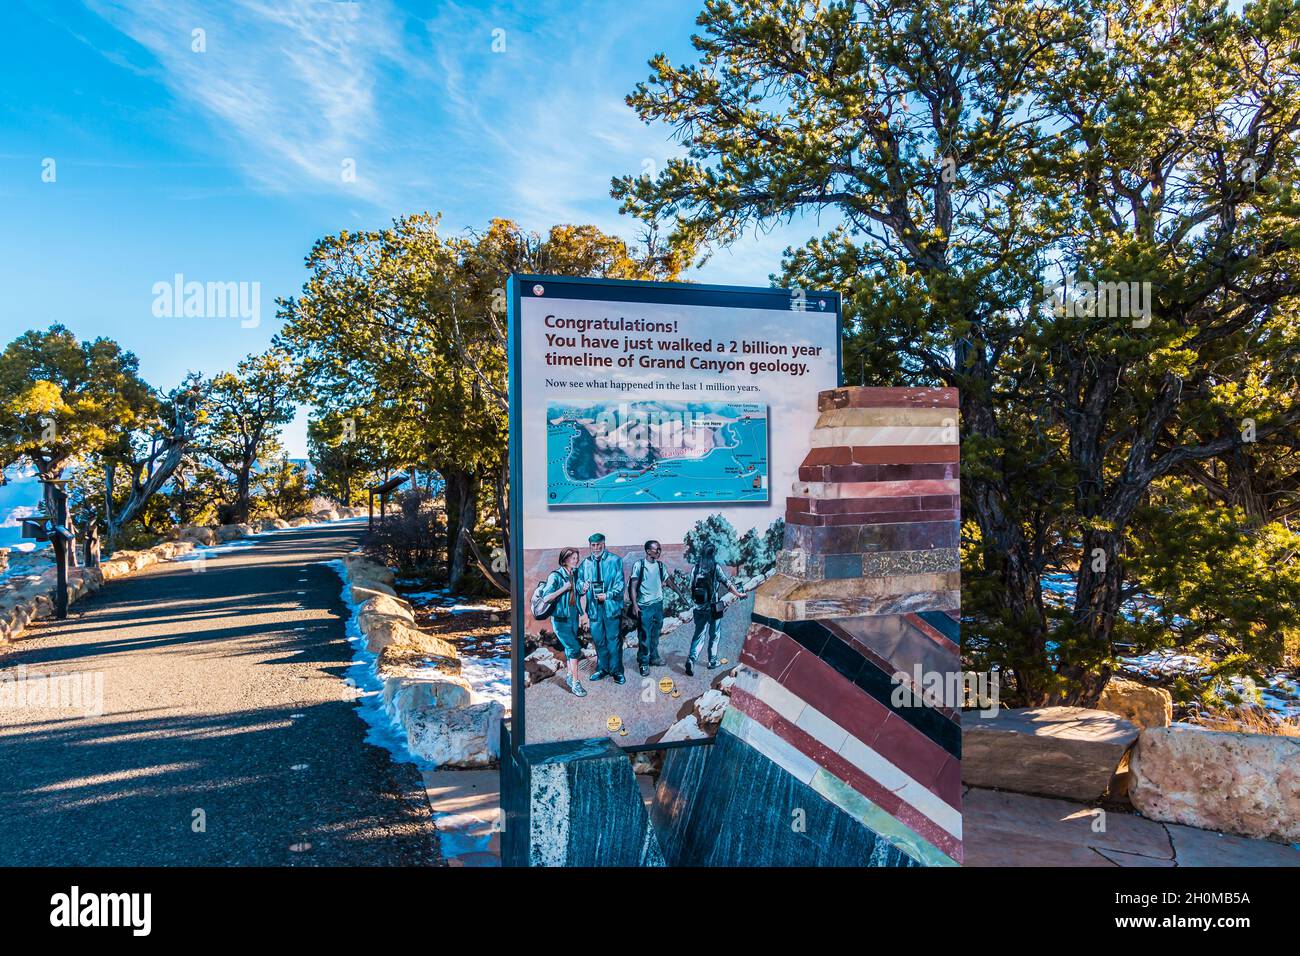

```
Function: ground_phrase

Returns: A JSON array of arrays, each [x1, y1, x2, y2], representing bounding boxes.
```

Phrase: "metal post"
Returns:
[[51, 483, 70, 620]]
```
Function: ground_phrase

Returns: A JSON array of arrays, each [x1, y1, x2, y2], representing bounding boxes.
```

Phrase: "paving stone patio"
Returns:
[[963, 787, 1300, 867]]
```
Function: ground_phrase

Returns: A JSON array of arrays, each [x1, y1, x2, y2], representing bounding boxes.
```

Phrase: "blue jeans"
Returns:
[[636, 601, 664, 667], [687, 607, 720, 664], [589, 611, 623, 676]]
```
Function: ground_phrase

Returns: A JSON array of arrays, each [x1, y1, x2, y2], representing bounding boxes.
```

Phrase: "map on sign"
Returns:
[[546, 401, 769, 507]]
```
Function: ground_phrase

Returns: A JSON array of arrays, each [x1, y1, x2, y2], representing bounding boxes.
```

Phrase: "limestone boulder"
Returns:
[[372, 620, 460, 670], [357, 593, 415, 632], [257, 518, 290, 532], [1129, 724, 1300, 842], [288, 517, 313, 527], [692, 688, 730, 730], [382, 673, 474, 724], [661, 713, 709, 743], [1098, 677, 1172, 729], [524, 646, 560, 683], [215, 523, 253, 543], [98, 559, 132, 581], [176, 525, 217, 547], [344, 556, 396, 590], [961, 706, 1138, 802], [405, 700, 504, 768], [350, 582, 397, 603], [106, 550, 145, 572]]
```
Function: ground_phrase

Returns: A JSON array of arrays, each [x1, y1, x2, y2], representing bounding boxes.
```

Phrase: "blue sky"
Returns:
[[0, 0, 821, 458]]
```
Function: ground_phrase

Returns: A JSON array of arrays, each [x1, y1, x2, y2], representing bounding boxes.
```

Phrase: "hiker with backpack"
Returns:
[[628, 539, 670, 677], [684, 541, 746, 677], [531, 547, 587, 697]]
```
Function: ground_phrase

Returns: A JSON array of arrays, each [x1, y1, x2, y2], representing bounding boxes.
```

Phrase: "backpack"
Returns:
[[629, 559, 645, 604], [690, 561, 716, 606], [530, 576, 555, 619]]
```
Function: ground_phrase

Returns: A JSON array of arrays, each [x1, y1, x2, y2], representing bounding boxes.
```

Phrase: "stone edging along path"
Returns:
[[329, 553, 504, 769], [0, 509, 363, 652]]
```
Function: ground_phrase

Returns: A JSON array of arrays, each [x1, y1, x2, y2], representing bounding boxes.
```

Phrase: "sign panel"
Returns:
[[508, 275, 840, 749]]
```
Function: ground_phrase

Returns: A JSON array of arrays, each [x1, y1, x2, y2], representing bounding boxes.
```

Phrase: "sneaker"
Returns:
[[708, 658, 720, 669], [567, 675, 587, 697], [613, 673, 626, 685], [639, 664, 650, 677], [684, 659, 694, 677], [589, 669, 608, 682], [649, 657, 666, 666]]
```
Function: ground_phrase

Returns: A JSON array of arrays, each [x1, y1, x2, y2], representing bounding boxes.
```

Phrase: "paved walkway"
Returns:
[[0, 522, 439, 866]]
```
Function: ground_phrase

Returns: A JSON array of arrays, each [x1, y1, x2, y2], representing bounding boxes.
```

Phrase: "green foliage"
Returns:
[[203, 349, 300, 523], [1126, 480, 1300, 688], [0, 325, 155, 480], [278, 213, 686, 589], [307, 410, 385, 507], [684, 513, 741, 568], [253, 456, 312, 520], [618, 0, 1300, 704]]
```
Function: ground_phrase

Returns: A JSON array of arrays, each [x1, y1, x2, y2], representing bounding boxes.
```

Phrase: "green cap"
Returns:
[[588, 532, 606, 543]]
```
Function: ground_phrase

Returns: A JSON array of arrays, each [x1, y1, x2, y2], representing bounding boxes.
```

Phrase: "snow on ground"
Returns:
[[399, 584, 512, 711], [172, 541, 258, 561], [325, 558, 429, 770], [459, 651, 511, 709], [994, 572, 1300, 719]]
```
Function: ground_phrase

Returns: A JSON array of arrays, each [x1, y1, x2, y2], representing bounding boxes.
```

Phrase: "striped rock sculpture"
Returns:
[[652, 386, 963, 866]]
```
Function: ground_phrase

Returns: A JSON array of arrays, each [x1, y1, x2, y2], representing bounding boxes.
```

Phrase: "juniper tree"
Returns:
[[614, 0, 1300, 704]]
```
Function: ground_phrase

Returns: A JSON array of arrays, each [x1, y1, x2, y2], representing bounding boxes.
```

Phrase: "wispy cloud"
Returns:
[[83, 0, 426, 203]]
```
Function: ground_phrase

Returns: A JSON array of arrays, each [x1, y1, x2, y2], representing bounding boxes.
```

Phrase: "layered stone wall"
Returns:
[[654, 386, 964, 866]]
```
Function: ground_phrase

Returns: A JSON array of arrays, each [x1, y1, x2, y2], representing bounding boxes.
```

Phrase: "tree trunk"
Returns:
[[443, 467, 479, 591], [236, 463, 252, 523], [1052, 527, 1124, 706], [1226, 447, 1268, 525], [107, 440, 190, 542], [960, 384, 1051, 704]]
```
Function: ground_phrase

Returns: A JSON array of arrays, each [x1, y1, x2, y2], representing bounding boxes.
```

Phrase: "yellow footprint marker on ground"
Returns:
[[606, 715, 622, 733], [658, 676, 675, 694], [720, 657, 729, 665]]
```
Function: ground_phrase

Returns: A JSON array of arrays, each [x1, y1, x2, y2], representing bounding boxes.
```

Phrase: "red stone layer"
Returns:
[[818, 387, 959, 410], [788, 494, 959, 515], [785, 508, 960, 527], [798, 462, 960, 483], [802, 445, 960, 467], [741, 624, 962, 810], [729, 686, 963, 862]]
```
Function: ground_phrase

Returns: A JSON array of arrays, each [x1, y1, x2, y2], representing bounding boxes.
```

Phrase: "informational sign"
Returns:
[[508, 275, 840, 749]]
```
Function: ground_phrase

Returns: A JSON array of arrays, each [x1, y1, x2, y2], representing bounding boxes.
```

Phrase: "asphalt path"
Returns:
[[0, 522, 440, 866]]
